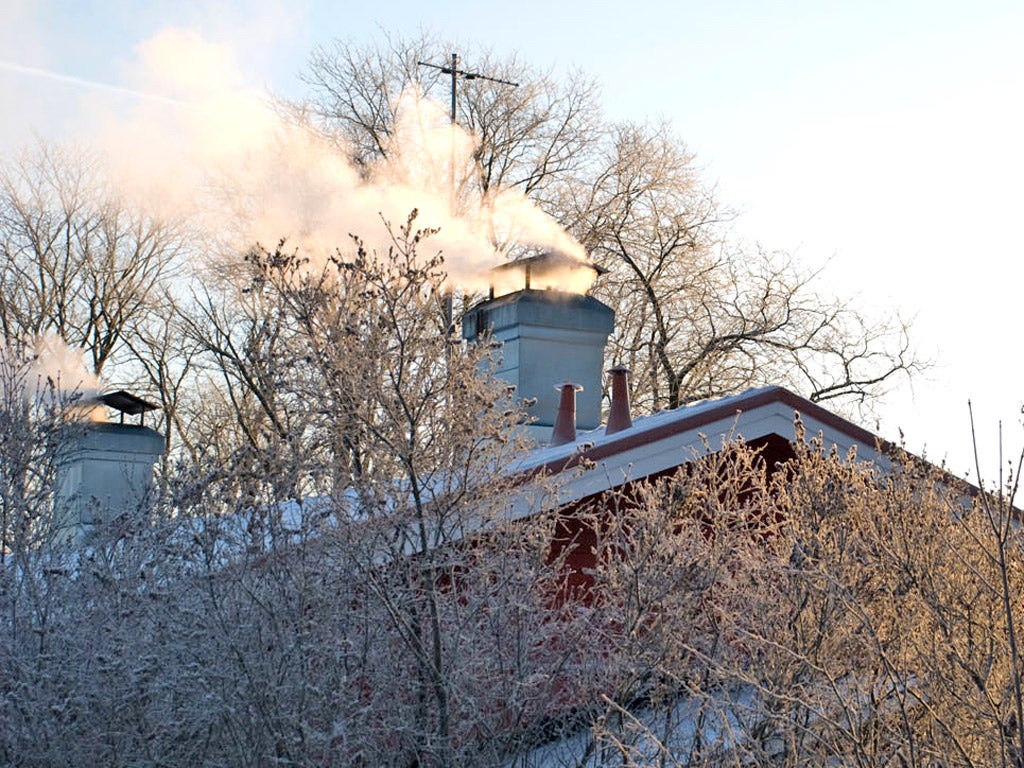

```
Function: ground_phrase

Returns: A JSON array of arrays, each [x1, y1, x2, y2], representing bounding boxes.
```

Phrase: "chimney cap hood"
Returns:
[[98, 390, 159, 416], [488, 250, 607, 295], [95, 389, 160, 426]]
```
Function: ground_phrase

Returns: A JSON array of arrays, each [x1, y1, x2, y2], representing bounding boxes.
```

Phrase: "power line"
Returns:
[[417, 53, 519, 126]]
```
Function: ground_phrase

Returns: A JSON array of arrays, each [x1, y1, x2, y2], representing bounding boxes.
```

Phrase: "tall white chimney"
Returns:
[[462, 252, 614, 443]]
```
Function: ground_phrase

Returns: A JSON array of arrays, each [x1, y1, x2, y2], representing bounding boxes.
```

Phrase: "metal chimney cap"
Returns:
[[487, 250, 608, 296], [489, 249, 602, 274], [489, 250, 608, 278], [97, 390, 159, 416]]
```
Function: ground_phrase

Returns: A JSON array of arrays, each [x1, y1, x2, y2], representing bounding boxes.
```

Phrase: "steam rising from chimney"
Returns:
[[1, 335, 105, 421], [28, 335, 100, 404], [87, 28, 594, 292]]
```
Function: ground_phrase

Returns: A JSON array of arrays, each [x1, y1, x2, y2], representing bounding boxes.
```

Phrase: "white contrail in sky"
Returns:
[[0, 60, 191, 106]]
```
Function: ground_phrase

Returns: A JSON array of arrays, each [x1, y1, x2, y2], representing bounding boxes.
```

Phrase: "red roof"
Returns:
[[507, 386, 893, 517]]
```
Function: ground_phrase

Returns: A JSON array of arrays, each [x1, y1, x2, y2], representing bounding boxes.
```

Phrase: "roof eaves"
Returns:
[[508, 386, 893, 514]]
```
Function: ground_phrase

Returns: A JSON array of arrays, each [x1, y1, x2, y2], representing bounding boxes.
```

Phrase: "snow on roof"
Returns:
[[132, 387, 892, 563], [507, 385, 892, 517]]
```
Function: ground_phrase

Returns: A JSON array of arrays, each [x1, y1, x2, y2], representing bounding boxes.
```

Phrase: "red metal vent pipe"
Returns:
[[605, 365, 633, 435], [551, 382, 583, 446]]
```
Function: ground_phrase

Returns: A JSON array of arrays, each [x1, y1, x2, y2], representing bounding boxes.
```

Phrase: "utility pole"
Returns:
[[418, 52, 520, 125], [417, 53, 519, 212], [416, 53, 518, 335]]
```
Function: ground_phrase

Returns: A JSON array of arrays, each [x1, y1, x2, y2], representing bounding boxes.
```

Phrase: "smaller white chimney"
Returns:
[[56, 391, 164, 544]]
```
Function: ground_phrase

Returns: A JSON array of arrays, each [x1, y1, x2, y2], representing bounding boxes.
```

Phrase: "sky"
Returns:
[[3, 0, 1023, 481]]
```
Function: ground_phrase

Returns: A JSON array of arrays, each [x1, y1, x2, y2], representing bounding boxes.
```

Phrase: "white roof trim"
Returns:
[[506, 387, 891, 519]]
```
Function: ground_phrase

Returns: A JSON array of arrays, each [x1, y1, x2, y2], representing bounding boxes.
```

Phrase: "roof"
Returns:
[[181, 387, 897, 555], [507, 386, 893, 517]]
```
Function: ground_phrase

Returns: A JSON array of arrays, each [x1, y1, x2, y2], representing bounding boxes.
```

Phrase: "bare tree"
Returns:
[[229, 216, 583, 765], [298, 35, 921, 418], [120, 288, 204, 462], [176, 276, 294, 460], [0, 142, 186, 380], [300, 31, 600, 206], [553, 425, 1024, 768], [571, 120, 920, 413], [0, 219, 591, 766]]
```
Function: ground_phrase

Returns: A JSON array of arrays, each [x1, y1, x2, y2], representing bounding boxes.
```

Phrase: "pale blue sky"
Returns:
[[4, 0, 1024, 477]]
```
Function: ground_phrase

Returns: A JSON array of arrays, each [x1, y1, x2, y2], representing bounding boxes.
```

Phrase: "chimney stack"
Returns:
[[550, 383, 583, 446], [605, 365, 633, 435], [462, 252, 614, 444], [55, 391, 164, 544]]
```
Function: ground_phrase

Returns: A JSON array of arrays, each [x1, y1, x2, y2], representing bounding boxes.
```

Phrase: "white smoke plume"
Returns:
[[93, 28, 592, 292], [29, 334, 101, 404], [0, 335, 105, 420]]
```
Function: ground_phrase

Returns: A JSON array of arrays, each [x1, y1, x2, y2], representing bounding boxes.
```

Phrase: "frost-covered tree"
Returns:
[[299, 33, 922, 416], [0, 142, 186, 379], [0, 222, 593, 767], [546, 429, 1024, 768]]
